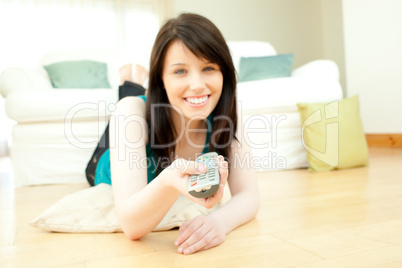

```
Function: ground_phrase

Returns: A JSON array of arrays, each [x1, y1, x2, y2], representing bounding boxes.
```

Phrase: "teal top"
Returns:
[[94, 95, 212, 185]]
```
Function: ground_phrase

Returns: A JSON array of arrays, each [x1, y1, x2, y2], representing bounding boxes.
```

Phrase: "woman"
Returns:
[[104, 13, 258, 255]]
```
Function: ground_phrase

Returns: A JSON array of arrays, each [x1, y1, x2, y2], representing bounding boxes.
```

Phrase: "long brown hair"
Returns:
[[146, 13, 237, 171]]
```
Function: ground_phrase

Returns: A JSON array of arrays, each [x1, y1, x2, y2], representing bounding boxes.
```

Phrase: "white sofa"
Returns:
[[0, 41, 343, 187]]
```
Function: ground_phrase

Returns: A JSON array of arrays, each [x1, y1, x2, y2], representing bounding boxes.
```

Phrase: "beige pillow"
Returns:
[[29, 183, 229, 233]]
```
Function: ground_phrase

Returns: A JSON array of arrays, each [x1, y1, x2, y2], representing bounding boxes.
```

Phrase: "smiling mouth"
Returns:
[[184, 95, 210, 105]]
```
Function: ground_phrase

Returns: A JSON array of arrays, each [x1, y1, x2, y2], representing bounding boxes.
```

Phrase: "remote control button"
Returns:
[[191, 182, 197, 186]]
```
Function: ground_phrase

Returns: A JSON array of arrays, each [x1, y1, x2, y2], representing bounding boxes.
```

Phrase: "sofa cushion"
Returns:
[[39, 46, 152, 91], [227, 41, 277, 73], [297, 95, 369, 172], [238, 54, 294, 82], [44, 60, 111, 88]]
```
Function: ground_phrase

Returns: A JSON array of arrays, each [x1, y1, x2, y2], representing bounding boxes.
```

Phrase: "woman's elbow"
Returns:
[[253, 195, 260, 217], [121, 223, 149, 241], [124, 229, 146, 241], [117, 211, 150, 240], [248, 191, 260, 218]]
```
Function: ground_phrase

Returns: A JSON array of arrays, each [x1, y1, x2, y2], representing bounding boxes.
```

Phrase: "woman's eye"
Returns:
[[175, 69, 186, 74], [204, 66, 214, 71]]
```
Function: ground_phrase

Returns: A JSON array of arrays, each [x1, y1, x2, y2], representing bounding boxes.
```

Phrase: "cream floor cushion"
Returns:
[[29, 183, 231, 233]]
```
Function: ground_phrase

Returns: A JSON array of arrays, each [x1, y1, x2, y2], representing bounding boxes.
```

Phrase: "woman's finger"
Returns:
[[175, 217, 202, 247], [169, 159, 207, 175], [178, 218, 191, 235], [218, 162, 229, 185], [177, 220, 214, 254], [206, 184, 225, 206], [180, 228, 215, 255], [196, 236, 221, 253]]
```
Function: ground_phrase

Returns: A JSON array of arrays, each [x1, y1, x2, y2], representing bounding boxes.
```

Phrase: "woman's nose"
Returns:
[[189, 73, 206, 91]]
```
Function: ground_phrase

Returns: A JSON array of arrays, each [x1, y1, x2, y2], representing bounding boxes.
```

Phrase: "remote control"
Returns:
[[188, 152, 220, 198]]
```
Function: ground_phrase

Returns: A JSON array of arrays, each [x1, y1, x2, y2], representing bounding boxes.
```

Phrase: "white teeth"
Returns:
[[186, 96, 208, 104]]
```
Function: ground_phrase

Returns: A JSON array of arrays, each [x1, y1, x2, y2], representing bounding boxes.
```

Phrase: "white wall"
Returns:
[[172, 0, 347, 96], [321, 0, 346, 96], [172, 0, 325, 70], [342, 0, 402, 133]]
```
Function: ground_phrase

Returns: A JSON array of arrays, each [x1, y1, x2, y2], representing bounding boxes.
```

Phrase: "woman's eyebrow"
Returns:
[[170, 63, 187, 67]]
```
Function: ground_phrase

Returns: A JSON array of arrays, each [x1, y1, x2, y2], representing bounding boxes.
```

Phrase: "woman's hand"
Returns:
[[175, 215, 226, 255], [162, 155, 229, 209]]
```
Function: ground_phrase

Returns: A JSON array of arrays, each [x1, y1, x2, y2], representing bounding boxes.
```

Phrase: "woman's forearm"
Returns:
[[113, 157, 223, 240], [210, 190, 260, 235], [116, 172, 181, 240]]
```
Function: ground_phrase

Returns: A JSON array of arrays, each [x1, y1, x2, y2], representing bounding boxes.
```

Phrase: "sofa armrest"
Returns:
[[6, 89, 117, 123], [291, 60, 340, 81], [0, 67, 53, 98], [237, 76, 343, 112]]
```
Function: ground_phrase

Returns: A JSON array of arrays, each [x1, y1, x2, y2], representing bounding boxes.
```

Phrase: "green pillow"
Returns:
[[238, 54, 294, 82], [44, 60, 111, 88], [297, 95, 369, 172]]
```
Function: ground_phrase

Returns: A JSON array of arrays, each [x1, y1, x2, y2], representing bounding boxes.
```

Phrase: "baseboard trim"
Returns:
[[366, 134, 402, 148]]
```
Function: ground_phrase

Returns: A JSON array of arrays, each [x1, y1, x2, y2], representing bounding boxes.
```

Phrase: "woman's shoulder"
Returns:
[[113, 96, 146, 117], [110, 95, 149, 149]]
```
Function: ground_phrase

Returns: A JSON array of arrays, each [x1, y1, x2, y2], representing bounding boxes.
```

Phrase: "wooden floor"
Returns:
[[1, 147, 402, 267]]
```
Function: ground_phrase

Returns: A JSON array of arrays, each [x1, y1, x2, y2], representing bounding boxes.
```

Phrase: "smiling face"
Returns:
[[162, 40, 223, 122]]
